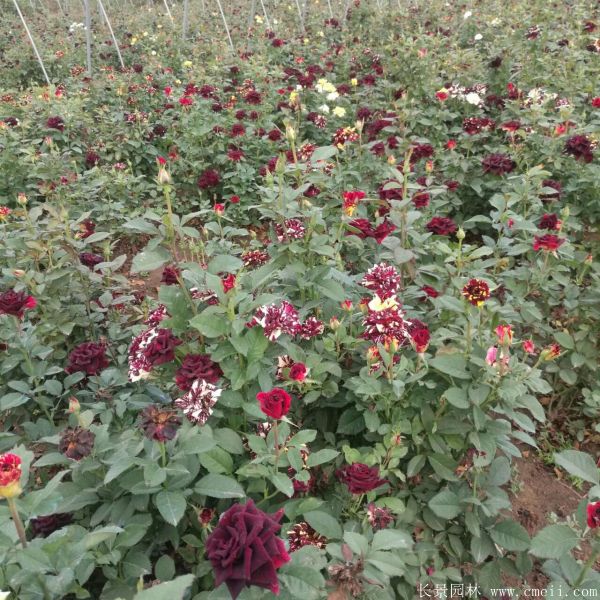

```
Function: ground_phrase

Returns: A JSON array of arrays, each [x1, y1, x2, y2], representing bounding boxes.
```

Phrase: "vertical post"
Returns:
[[215, 0, 234, 52], [162, 0, 174, 23], [97, 0, 125, 69], [182, 0, 189, 41], [326, 0, 333, 18], [259, 0, 271, 30], [247, 0, 256, 34], [294, 0, 305, 33], [11, 0, 51, 86], [84, 0, 92, 75], [342, 0, 351, 25]]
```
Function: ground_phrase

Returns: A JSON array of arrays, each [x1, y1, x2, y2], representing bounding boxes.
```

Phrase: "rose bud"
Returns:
[[587, 501, 600, 528], [198, 507, 215, 527], [0, 453, 22, 499], [289, 362, 308, 382], [214, 203, 225, 216], [495, 325, 513, 346], [522, 339, 536, 354], [540, 343, 561, 361], [229, 195, 240, 204]]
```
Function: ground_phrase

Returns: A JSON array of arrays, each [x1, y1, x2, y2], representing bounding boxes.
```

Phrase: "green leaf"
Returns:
[[304, 510, 342, 539], [428, 490, 462, 519], [208, 254, 243, 274], [429, 355, 470, 379], [278, 565, 325, 600], [189, 307, 230, 338], [310, 145, 338, 161], [271, 473, 295, 497], [133, 575, 195, 600], [428, 454, 459, 481], [130, 247, 171, 273], [154, 555, 176, 581], [0, 392, 29, 410], [155, 491, 187, 526], [443, 387, 469, 408], [530, 524, 579, 559], [490, 520, 530, 551], [371, 529, 412, 552], [306, 449, 339, 467], [555, 450, 599, 485], [83, 525, 123, 549], [195, 474, 245, 498]]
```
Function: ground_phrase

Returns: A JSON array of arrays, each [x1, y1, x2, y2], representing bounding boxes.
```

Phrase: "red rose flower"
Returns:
[[587, 501, 600, 528], [565, 135, 593, 162], [482, 153, 516, 175], [257, 388, 291, 419], [66, 341, 110, 376], [198, 168, 221, 189], [410, 328, 430, 353], [175, 353, 222, 390], [0, 453, 22, 498], [161, 265, 181, 285], [0, 289, 36, 318], [426, 217, 457, 236], [533, 234, 565, 252], [141, 328, 182, 367], [462, 279, 490, 307], [289, 363, 307, 382], [221, 273, 236, 293], [205, 500, 290, 599], [421, 285, 439, 298], [139, 405, 181, 442], [336, 463, 388, 494], [538, 214, 561, 231]]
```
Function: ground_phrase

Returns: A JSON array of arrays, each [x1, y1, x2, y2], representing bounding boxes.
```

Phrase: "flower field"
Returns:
[[1, 0, 600, 598]]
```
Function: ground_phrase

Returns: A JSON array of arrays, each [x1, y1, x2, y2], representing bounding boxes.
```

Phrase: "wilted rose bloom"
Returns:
[[79, 252, 103, 269], [30, 513, 73, 537], [366, 503, 394, 530], [46, 116, 65, 131], [337, 463, 388, 494], [410, 328, 430, 353], [522, 339, 536, 354], [533, 234, 565, 252], [139, 404, 181, 442], [481, 153, 516, 175], [0, 289, 36, 318], [205, 500, 290, 599], [287, 522, 327, 552], [65, 341, 110, 376], [564, 135, 594, 163], [0, 453, 22, 499], [462, 279, 490, 307], [257, 388, 291, 419], [59, 427, 95, 460], [587, 501, 600, 528], [361, 263, 401, 299], [76, 219, 95, 239], [175, 354, 222, 390], [426, 217, 457, 236], [161, 265, 180, 285], [174, 379, 222, 425], [197, 168, 221, 189], [538, 214, 561, 231], [289, 362, 308, 382]]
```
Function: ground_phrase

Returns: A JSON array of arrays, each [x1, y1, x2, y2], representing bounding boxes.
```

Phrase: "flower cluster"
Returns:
[[247, 301, 322, 341], [174, 379, 222, 425], [128, 327, 182, 381]]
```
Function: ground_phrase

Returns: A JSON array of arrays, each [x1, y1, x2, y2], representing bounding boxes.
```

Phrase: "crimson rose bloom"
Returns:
[[564, 135, 593, 163], [66, 341, 110, 376], [142, 328, 182, 367], [0, 453, 22, 498], [289, 363, 307, 382], [538, 214, 560, 230], [79, 252, 103, 269], [482, 153, 516, 175], [197, 168, 221, 189], [257, 388, 291, 419], [46, 116, 65, 131], [426, 217, 457, 236], [205, 500, 290, 599], [410, 328, 430, 353], [337, 463, 388, 494], [587, 501, 600, 528], [175, 353, 222, 390], [0, 289, 36, 318], [421, 285, 439, 299], [533, 234, 565, 252]]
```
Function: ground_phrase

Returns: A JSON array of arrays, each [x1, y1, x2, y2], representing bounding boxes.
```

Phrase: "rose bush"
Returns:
[[0, 1, 599, 599]]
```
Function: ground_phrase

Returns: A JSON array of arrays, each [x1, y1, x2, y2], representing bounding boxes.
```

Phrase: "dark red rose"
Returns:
[[412, 192, 430, 208], [79, 252, 103, 269], [0, 289, 36, 318], [142, 328, 182, 367], [347, 218, 374, 240], [289, 363, 307, 382], [538, 214, 560, 230], [426, 217, 457, 236], [30, 513, 73, 538], [46, 116, 65, 131], [533, 234, 565, 252], [205, 500, 290, 599], [587, 501, 600, 528], [85, 150, 100, 168], [139, 404, 181, 442], [336, 463, 388, 494], [66, 341, 109, 376], [175, 353, 222, 390], [462, 279, 490, 306], [482, 153, 516, 175], [565, 135, 594, 163], [411, 143, 434, 162], [372, 220, 396, 244], [257, 388, 291, 419], [161, 265, 180, 285], [378, 179, 403, 201], [410, 328, 430, 353], [421, 285, 439, 298], [244, 90, 262, 105], [197, 168, 221, 189], [59, 427, 95, 460]]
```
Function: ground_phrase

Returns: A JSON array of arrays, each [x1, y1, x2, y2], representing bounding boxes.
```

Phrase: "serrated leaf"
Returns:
[[430, 355, 470, 379], [130, 247, 171, 273], [429, 489, 462, 519], [530, 524, 579, 559], [490, 520, 530, 551], [133, 575, 195, 600], [195, 474, 245, 498], [555, 450, 599, 485], [155, 490, 186, 526], [304, 510, 342, 539]]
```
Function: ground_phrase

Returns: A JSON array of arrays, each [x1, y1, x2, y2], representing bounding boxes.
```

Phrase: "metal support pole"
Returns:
[[97, 0, 125, 69], [182, 0, 189, 40], [11, 0, 51, 86], [162, 0, 173, 23], [215, 0, 234, 52], [259, 0, 271, 30], [84, 0, 92, 75]]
